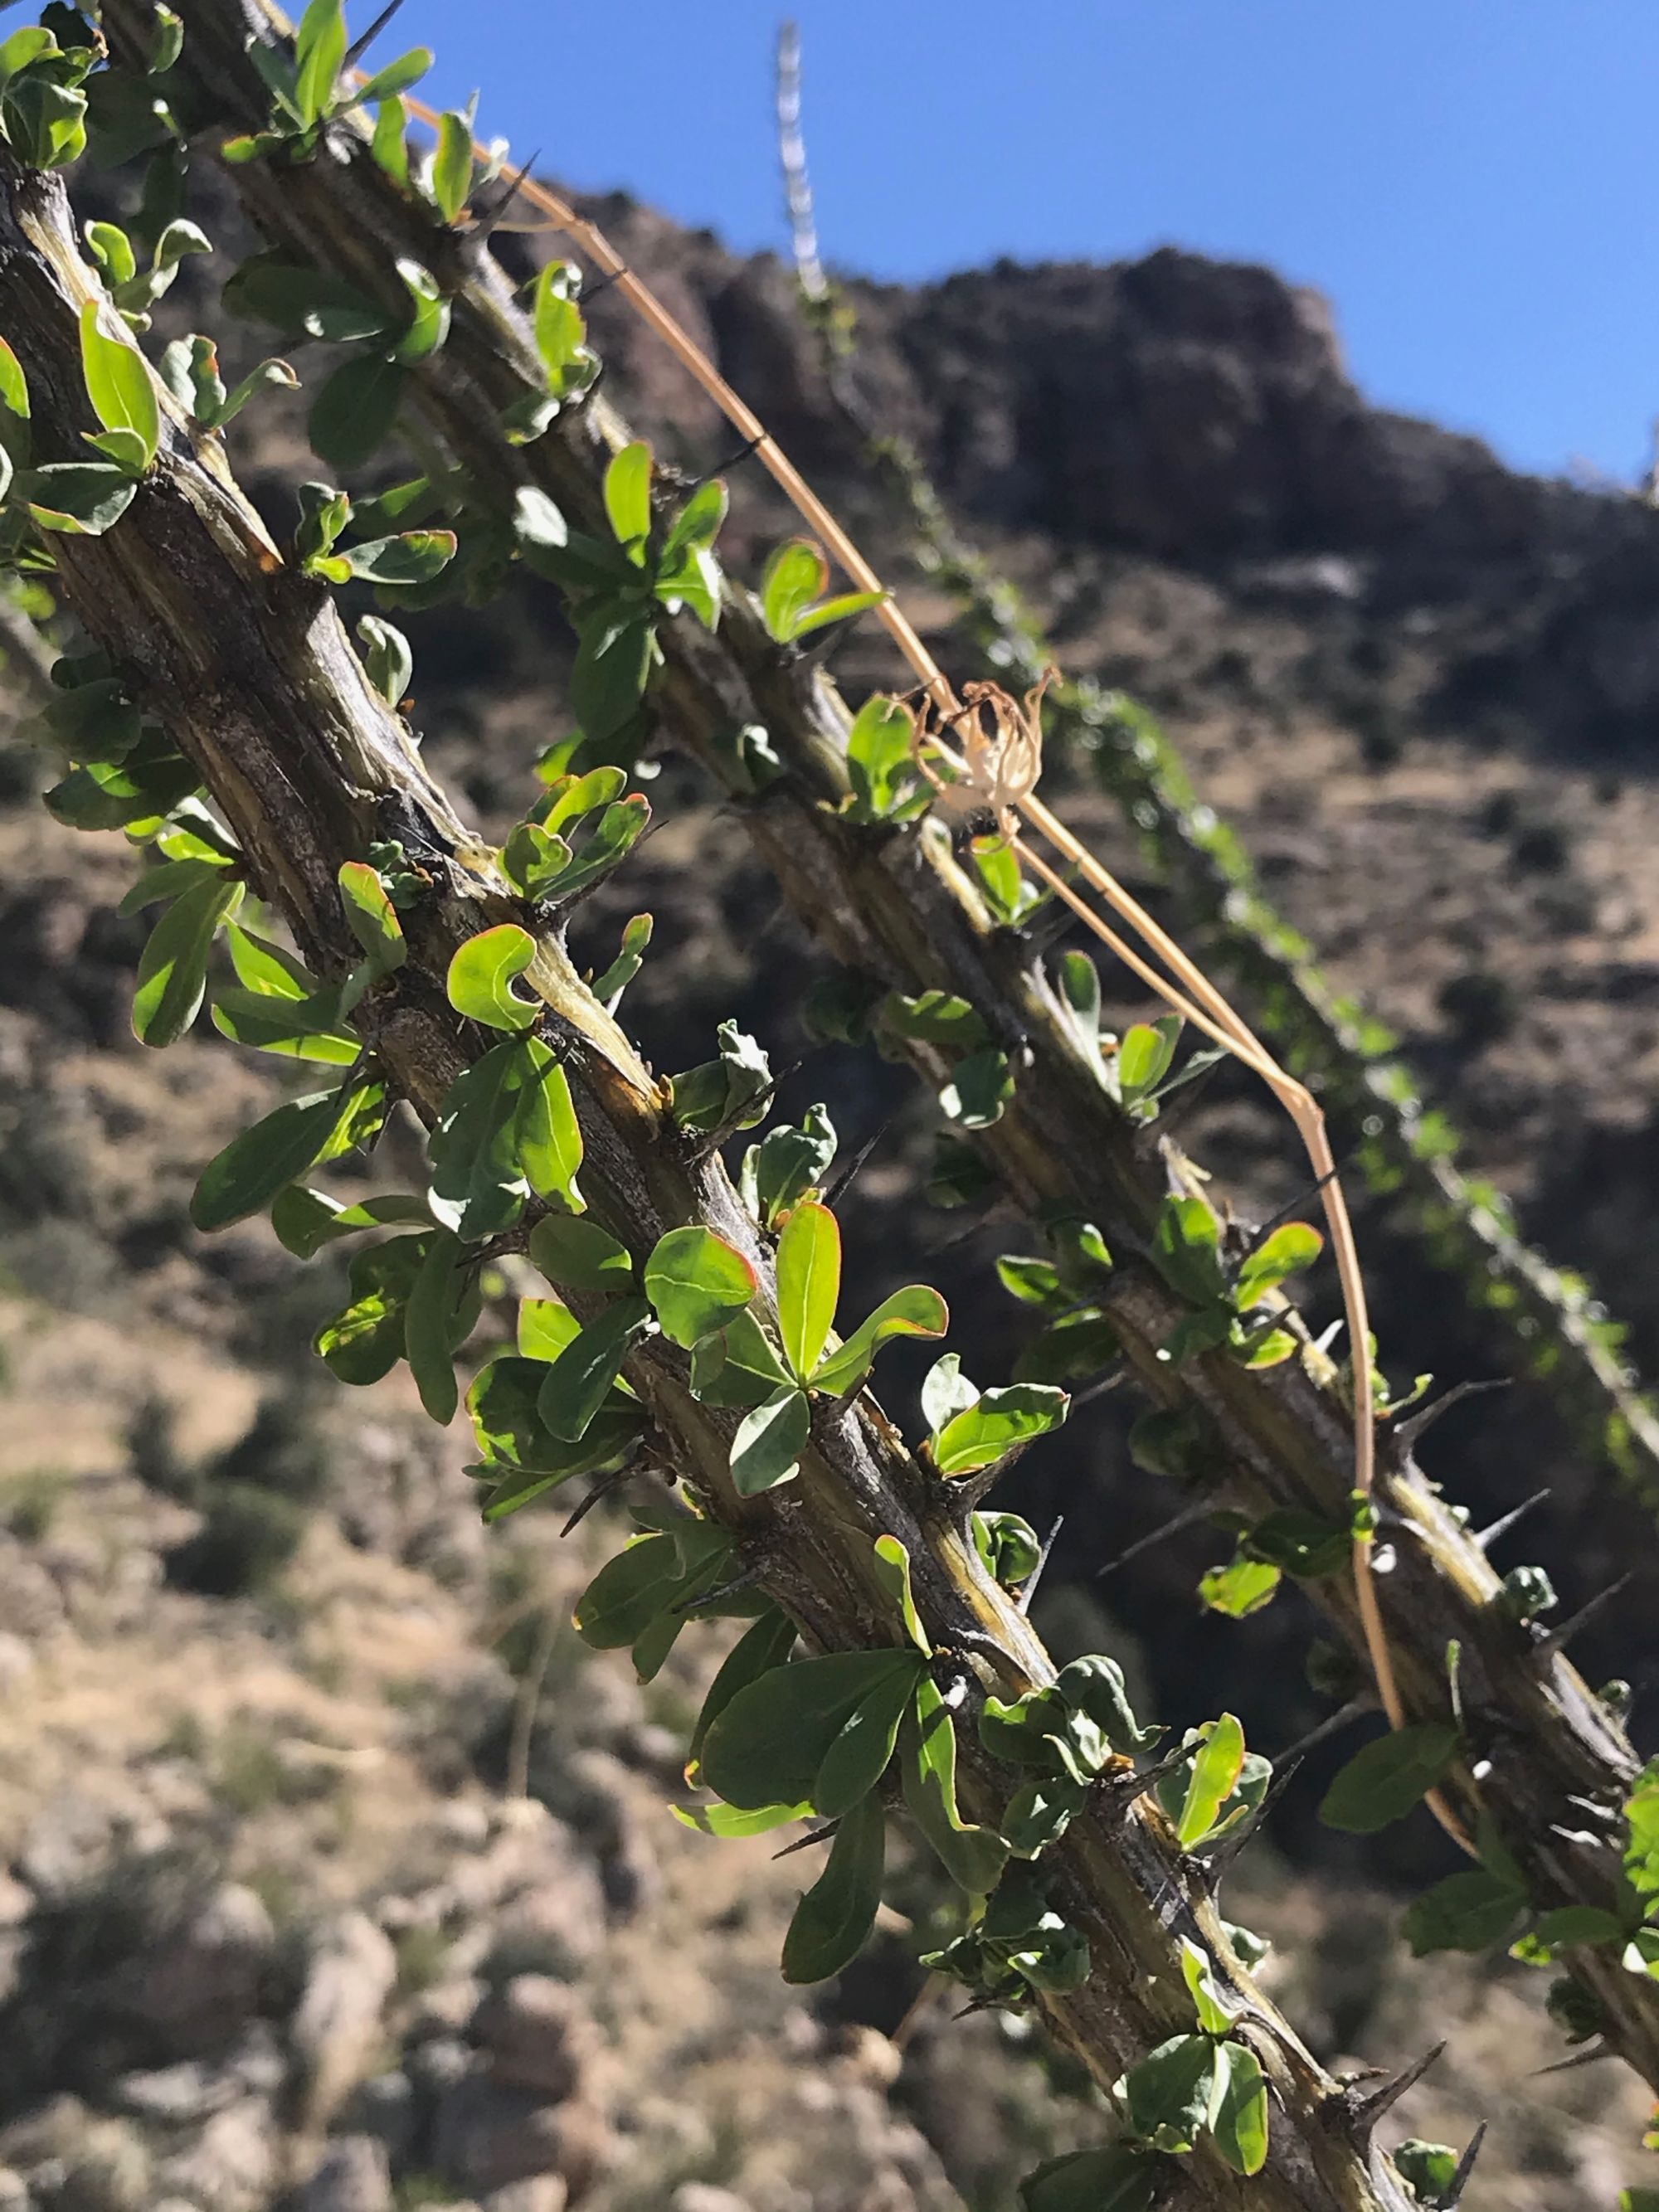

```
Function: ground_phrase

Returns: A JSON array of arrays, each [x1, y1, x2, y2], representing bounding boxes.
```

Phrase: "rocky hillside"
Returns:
[[2, 161, 1659, 2211]]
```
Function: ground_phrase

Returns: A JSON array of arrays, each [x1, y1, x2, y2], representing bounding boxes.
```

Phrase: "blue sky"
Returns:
[[388, 1, 1659, 484]]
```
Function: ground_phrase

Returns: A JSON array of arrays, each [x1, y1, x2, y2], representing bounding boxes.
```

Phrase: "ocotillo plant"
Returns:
[[2, 4, 1657, 2202], [0, 64, 1420, 2212], [88, 0, 1659, 2112]]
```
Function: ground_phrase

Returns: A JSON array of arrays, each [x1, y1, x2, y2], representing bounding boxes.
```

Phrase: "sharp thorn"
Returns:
[[1534, 1573, 1634, 1660], [1274, 1696, 1373, 1772], [1344, 2040, 1446, 2132], [1015, 1514, 1063, 1615], [343, 0, 407, 69], [1473, 1485, 1552, 1552], [1068, 1362, 1130, 1412], [557, 1465, 631, 1537], [1531, 2039, 1613, 2077], [951, 1994, 1005, 2021], [773, 1819, 839, 1860], [673, 1561, 763, 1617], [1235, 1164, 1343, 1258], [1202, 1756, 1305, 1883], [1095, 1496, 1217, 1581], [820, 1115, 894, 1211], [1442, 2120, 1487, 2209], [1108, 1739, 1193, 1807], [582, 263, 631, 299], [1394, 1377, 1509, 1456], [698, 431, 767, 484], [470, 151, 542, 241]]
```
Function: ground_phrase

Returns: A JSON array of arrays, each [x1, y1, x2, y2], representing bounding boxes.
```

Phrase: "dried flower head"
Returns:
[[914, 669, 1054, 834]]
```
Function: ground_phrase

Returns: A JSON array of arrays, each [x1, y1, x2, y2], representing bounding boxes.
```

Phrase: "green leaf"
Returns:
[[573, 1520, 729, 1652], [76, 300, 158, 470], [812, 1657, 922, 1819], [686, 1608, 799, 1782], [0, 335, 28, 416], [669, 1019, 772, 1136], [939, 1046, 1013, 1128], [336, 527, 455, 586], [447, 923, 540, 1032], [223, 254, 393, 343], [790, 589, 886, 640], [537, 1297, 651, 1441], [740, 1103, 836, 1230], [872, 1535, 931, 1656], [603, 439, 652, 552], [971, 1511, 1043, 1589], [644, 1226, 757, 1349], [530, 1213, 634, 1295], [1625, 1762, 1659, 1898], [316, 1233, 425, 1384], [809, 1286, 948, 1398], [1175, 1713, 1247, 1849], [761, 537, 828, 642], [1013, 1311, 1120, 1387], [776, 1198, 839, 1382], [429, 109, 474, 223], [517, 1296, 581, 1362], [1320, 1723, 1460, 1834], [1237, 1221, 1324, 1308], [81, 426, 150, 475], [358, 615, 413, 707], [662, 474, 727, 558], [192, 1080, 369, 1233], [27, 460, 137, 536], [844, 694, 919, 819], [404, 1228, 465, 1423], [671, 1799, 810, 1840], [1151, 1194, 1228, 1305], [1530, 1904, 1625, 1951], [1055, 950, 1102, 1062], [591, 912, 651, 1005], [701, 1647, 922, 1810], [1018, 2146, 1157, 2212], [338, 858, 406, 972], [85, 221, 137, 289], [1116, 1015, 1180, 1103], [1404, 1869, 1526, 1957], [270, 1187, 430, 1260], [1180, 1936, 1237, 2035], [119, 855, 228, 917], [1197, 1554, 1282, 1619], [2, 70, 87, 170], [428, 1036, 581, 1239], [467, 1349, 633, 1481], [530, 260, 596, 393], [212, 986, 359, 1063], [883, 988, 990, 1051], [351, 46, 434, 107], [293, 0, 345, 124], [1121, 2033, 1219, 2155], [781, 1787, 884, 1986], [930, 1383, 1068, 1477], [730, 1384, 811, 1496], [1210, 2041, 1268, 2176], [309, 353, 408, 471], [688, 1309, 793, 1408], [1395, 2144, 1460, 2204], [370, 94, 411, 182], [131, 873, 243, 1048], [902, 1677, 1008, 1895]]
